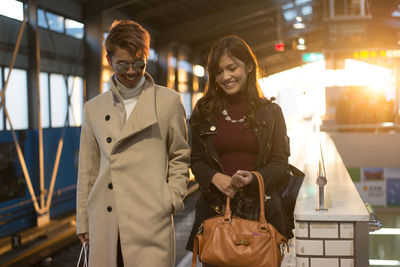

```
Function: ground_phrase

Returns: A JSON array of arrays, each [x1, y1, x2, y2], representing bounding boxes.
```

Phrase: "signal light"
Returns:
[[275, 42, 284, 52]]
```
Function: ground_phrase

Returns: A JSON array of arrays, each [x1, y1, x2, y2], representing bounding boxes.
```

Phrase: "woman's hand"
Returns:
[[78, 233, 89, 245], [232, 170, 253, 189], [211, 172, 237, 198]]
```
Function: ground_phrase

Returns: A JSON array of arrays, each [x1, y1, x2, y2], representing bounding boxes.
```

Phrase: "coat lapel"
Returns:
[[111, 74, 158, 152]]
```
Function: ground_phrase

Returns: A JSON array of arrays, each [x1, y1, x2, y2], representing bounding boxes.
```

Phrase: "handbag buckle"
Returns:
[[234, 239, 250, 246]]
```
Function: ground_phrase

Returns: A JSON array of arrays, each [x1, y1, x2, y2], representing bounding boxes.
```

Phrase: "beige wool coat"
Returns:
[[76, 73, 190, 267]]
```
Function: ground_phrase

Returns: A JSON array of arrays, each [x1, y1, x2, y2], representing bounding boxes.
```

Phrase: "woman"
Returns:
[[186, 35, 292, 261]]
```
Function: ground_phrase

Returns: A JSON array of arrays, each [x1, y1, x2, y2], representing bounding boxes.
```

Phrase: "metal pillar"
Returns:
[[84, 15, 104, 100]]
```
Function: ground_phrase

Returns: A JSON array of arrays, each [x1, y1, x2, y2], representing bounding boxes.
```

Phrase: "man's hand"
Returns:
[[211, 173, 237, 198], [232, 170, 254, 189], [78, 233, 89, 245]]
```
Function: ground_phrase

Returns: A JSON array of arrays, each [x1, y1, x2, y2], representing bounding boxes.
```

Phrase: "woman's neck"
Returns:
[[223, 90, 248, 105]]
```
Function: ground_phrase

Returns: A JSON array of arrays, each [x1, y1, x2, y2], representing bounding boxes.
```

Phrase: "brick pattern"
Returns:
[[294, 221, 355, 267]]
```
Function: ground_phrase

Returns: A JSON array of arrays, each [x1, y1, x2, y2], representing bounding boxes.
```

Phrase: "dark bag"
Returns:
[[280, 164, 305, 237], [192, 171, 288, 267]]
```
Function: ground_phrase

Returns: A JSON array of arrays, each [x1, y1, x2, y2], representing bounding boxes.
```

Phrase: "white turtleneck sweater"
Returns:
[[115, 76, 146, 123]]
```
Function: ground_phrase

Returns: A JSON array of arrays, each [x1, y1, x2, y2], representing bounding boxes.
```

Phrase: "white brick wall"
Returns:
[[295, 221, 356, 267], [310, 258, 338, 267], [341, 258, 354, 267], [296, 240, 324, 255], [310, 223, 338, 238], [340, 223, 354, 238], [325, 240, 354, 256], [296, 222, 309, 237], [296, 257, 309, 267]]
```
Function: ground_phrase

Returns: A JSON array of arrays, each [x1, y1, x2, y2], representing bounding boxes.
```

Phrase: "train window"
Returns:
[[50, 74, 68, 127], [4, 68, 28, 130], [65, 19, 84, 39], [0, 0, 23, 21], [39, 72, 50, 128], [68, 76, 83, 126]]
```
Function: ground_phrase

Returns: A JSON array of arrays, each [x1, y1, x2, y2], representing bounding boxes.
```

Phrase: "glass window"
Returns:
[[40, 72, 50, 128], [50, 74, 68, 127], [102, 82, 110, 93], [0, 0, 23, 21], [37, 9, 64, 33], [65, 19, 84, 39], [4, 68, 28, 130], [169, 57, 177, 68], [283, 10, 297, 21], [37, 9, 48, 29], [180, 92, 192, 119], [149, 48, 158, 62], [178, 60, 192, 73], [302, 5, 313, 16], [282, 3, 294, 10], [68, 76, 83, 126], [295, 0, 311, 4]]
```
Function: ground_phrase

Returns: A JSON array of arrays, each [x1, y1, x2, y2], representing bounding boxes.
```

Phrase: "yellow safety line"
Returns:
[[2, 227, 76, 267]]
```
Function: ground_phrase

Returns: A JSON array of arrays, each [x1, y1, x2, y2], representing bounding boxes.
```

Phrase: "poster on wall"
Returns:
[[386, 168, 400, 206], [349, 167, 400, 207], [355, 181, 386, 206], [353, 167, 386, 206]]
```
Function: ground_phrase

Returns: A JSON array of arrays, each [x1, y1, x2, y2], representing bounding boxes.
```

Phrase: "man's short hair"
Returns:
[[105, 20, 150, 59]]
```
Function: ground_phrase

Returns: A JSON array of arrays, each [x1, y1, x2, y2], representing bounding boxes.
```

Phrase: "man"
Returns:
[[76, 20, 190, 267]]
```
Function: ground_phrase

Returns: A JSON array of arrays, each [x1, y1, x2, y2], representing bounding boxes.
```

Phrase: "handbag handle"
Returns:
[[223, 171, 268, 229]]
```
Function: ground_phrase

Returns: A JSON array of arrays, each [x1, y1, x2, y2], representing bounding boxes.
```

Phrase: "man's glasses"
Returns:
[[116, 60, 146, 74]]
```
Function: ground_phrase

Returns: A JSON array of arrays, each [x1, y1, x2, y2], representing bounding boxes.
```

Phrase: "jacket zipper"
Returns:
[[199, 131, 225, 173], [265, 115, 275, 155]]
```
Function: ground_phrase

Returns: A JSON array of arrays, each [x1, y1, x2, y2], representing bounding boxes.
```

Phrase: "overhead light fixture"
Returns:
[[293, 16, 305, 29], [293, 37, 306, 50], [193, 65, 205, 77]]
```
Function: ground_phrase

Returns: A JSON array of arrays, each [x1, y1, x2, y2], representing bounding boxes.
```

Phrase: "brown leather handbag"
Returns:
[[192, 171, 288, 267]]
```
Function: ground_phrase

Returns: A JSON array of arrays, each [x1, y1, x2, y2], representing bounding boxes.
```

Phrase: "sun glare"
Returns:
[[258, 59, 395, 120], [0, 0, 24, 21]]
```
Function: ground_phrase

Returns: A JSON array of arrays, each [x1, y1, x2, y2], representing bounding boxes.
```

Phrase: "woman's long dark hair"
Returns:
[[191, 35, 264, 127]]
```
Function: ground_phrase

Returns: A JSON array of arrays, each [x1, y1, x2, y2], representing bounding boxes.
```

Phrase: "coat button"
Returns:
[[107, 206, 112, 212], [108, 183, 113, 189], [106, 137, 112, 143], [105, 115, 110, 121], [210, 126, 216, 131]]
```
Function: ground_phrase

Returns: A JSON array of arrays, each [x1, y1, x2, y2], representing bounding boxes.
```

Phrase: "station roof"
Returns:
[[72, 0, 400, 75]]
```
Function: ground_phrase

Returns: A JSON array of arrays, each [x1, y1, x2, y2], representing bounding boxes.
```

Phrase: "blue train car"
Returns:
[[0, 127, 81, 238]]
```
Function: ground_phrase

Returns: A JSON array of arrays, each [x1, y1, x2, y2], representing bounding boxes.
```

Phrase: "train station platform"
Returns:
[[0, 119, 398, 266]]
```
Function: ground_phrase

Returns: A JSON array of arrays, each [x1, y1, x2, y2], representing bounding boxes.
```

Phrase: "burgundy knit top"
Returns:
[[213, 91, 259, 176]]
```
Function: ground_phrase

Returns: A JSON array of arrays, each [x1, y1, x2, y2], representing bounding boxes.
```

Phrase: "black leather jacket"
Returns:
[[186, 99, 291, 251]]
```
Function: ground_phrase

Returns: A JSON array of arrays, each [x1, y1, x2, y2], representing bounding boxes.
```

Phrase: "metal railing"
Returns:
[[365, 203, 382, 232], [316, 142, 328, 211]]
